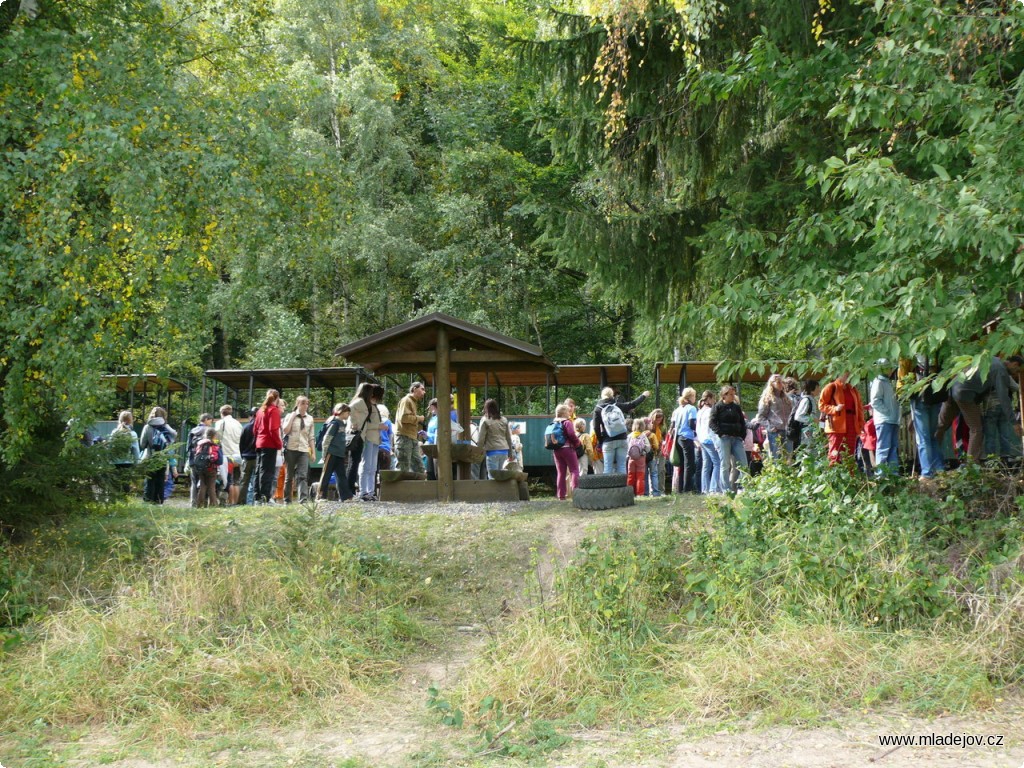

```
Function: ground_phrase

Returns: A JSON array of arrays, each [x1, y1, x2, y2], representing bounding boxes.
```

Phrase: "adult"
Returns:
[[593, 387, 650, 475], [347, 382, 386, 501], [982, 362, 1022, 458], [550, 403, 581, 500], [646, 409, 666, 497], [709, 385, 749, 493], [215, 405, 244, 505], [110, 410, 140, 469], [790, 379, 820, 451], [139, 406, 177, 504], [186, 413, 215, 508], [935, 355, 1022, 463], [818, 373, 865, 466], [670, 388, 698, 493], [237, 407, 259, 505], [317, 403, 353, 501], [755, 374, 793, 459], [695, 390, 721, 494], [252, 389, 283, 504], [110, 410, 140, 494], [281, 395, 315, 503], [476, 398, 514, 479], [870, 361, 900, 476], [899, 355, 946, 478], [395, 381, 427, 475]]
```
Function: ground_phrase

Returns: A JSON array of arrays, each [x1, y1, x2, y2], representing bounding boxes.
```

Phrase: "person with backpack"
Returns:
[[347, 383, 387, 502], [139, 406, 177, 504], [316, 403, 353, 501], [593, 386, 651, 475], [186, 413, 215, 508], [789, 379, 821, 452], [625, 419, 651, 496], [191, 427, 223, 508], [237, 407, 259, 505], [546, 403, 581, 500], [253, 389, 283, 505]]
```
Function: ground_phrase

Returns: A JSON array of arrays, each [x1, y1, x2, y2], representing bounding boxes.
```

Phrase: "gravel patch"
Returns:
[[316, 498, 561, 518]]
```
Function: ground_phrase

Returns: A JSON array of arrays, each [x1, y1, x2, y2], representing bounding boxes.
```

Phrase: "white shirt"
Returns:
[[696, 405, 713, 444], [215, 415, 243, 460]]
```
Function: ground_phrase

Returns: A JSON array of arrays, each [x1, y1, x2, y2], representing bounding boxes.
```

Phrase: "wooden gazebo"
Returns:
[[335, 313, 557, 502]]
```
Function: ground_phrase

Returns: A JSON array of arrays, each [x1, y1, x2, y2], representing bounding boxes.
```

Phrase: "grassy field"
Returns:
[[2, 471, 1023, 767]]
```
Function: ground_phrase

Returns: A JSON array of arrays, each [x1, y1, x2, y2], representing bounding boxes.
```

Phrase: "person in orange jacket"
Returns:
[[818, 373, 866, 466]]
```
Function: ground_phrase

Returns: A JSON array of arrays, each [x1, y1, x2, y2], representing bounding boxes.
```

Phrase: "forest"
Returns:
[[3, 3, 1024, 766], [2, 0, 1023, 473]]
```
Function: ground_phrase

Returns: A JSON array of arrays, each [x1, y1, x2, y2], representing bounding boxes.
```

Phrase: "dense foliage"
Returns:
[[2, 0, 1022, 519], [532, 0, 1024, 377]]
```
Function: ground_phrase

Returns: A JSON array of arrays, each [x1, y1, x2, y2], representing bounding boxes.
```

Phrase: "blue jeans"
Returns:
[[486, 452, 509, 478], [603, 440, 628, 475], [717, 435, 748, 492], [983, 409, 1023, 458], [700, 439, 721, 493], [646, 456, 663, 496], [765, 431, 788, 459], [875, 422, 899, 476], [358, 440, 379, 498], [910, 399, 945, 476]]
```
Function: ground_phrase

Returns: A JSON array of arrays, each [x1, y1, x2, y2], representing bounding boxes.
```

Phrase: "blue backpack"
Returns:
[[150, 425, 171, 452], [544, 420, 567, 450]]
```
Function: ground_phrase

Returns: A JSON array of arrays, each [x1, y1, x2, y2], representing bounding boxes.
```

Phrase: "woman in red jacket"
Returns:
[[253, 389, 283, 504]]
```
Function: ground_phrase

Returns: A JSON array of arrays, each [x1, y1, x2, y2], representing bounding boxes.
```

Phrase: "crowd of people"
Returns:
[[117, 354, 1022, 506], [544, 355, 1023, 500]]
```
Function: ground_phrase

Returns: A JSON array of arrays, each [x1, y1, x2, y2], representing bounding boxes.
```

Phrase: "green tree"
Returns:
[[531, 0, 1024, 379]]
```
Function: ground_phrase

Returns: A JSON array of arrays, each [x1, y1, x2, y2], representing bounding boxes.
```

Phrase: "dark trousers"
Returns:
[[144, 466, 166, 504], [319, 454, 353, 500], [255, 448, 278, 502], [345, 442, 361, 497], [675, 437, 697, 493], [238, 457, 258, 504]]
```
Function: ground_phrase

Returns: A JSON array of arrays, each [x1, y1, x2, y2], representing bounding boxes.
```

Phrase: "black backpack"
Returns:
[[192, 441, 219, 476]]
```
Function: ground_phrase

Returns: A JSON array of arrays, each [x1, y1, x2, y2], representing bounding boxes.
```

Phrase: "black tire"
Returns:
[[577, 473, 627, 490], [573, 485, 636, 511]]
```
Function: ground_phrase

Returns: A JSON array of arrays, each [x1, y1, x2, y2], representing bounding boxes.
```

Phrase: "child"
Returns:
[[574, 418, 594, 476], [626, 419, 651, 496], [192, 427, 223, 508]]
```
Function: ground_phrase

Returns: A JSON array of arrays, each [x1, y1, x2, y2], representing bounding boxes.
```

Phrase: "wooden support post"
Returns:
[[436, 326, 453, 502], [457, 369, 472, 480]]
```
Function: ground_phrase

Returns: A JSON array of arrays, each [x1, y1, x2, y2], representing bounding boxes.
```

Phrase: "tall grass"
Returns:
[[455, 464, 1024, 728], [1, 530, 429, 736]]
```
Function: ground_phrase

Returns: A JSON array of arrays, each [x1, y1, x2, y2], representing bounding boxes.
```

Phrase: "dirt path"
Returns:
[[50, 508, 1024, 768]]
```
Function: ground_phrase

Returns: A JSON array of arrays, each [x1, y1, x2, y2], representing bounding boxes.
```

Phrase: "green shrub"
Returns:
[[684, 450, 1024, 629]]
